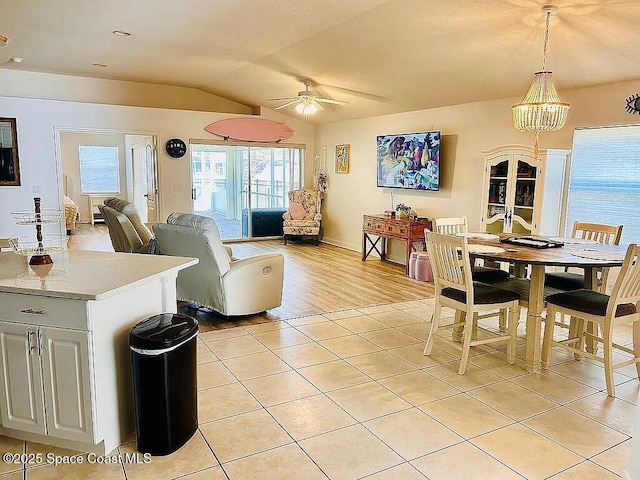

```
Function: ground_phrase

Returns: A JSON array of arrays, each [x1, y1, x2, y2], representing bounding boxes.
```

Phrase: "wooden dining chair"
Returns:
[[433, 216, 469, 235], [424, 232, 520, 374], [545, 221, 623, 293], [541, 244, 640, 397], [432, 216, 510, 283]]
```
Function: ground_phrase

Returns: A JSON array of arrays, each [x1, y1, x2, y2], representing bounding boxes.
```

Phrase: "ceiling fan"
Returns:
[[269, 79, 348, 115]]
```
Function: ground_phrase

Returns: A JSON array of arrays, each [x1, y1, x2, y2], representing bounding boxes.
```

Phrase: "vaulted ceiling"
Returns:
[[1, 0, 639, 123]]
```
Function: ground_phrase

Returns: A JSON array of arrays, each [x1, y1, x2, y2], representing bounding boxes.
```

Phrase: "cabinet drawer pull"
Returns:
[[20, 308, 46, 315]]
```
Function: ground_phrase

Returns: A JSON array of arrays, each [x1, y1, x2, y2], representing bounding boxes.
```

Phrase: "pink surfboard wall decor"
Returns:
[[204, 118, 294, 142]]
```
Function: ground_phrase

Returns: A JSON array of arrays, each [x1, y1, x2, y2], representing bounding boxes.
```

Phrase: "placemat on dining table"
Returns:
[[466, 244, 506, 254], [570, 249, 625, 261]]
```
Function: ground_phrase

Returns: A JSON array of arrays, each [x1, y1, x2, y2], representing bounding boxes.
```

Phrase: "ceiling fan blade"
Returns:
[[274, 100, 300, 110], [315, 98, 349, 105]]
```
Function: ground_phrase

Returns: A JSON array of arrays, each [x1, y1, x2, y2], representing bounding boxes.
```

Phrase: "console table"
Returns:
[[362, 214, 432, 274]]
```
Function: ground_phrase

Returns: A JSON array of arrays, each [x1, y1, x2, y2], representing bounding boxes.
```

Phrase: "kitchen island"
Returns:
[[0, 249, 197, 455]]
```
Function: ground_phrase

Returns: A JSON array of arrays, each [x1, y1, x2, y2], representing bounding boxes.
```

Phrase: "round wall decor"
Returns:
[[165, 138, 187, 158], [625, 93, 640, 115]]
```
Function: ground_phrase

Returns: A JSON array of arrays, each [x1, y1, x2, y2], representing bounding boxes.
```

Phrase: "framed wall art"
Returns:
[[0, 117, 21, 186], [335, 144, 349, 174]]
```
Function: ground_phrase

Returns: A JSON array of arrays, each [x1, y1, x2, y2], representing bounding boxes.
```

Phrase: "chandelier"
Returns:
[[512, 5, 570, 156]]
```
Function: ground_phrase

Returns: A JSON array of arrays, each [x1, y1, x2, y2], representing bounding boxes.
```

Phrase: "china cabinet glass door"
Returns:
[[511, 158, 538, 234], [481, 145, 546, 235], [485, 158, 510, 234]]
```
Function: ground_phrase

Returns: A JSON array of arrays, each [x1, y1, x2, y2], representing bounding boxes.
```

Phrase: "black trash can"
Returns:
[[130, 313, 198, 455]]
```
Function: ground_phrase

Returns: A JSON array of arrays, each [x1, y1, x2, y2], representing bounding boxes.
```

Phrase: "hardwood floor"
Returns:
[[67, 224, 434, 331]]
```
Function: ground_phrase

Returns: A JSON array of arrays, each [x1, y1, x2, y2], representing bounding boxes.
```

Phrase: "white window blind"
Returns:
[[78, 145, 120, 194], [566, 126, 640, 243]]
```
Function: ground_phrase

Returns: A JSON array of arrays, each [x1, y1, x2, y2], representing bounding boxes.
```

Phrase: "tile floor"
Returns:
[[1, 298, 637, 479]]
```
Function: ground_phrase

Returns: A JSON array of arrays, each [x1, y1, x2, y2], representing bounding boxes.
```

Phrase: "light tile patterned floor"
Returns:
[[4, 299, 638, 479]]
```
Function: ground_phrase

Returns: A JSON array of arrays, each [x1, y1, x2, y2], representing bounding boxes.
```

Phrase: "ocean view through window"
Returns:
[[78, 145, 120, 194], [566, 126, 640, 243]]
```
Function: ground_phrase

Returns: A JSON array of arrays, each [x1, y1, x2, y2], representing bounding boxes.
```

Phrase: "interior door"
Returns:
[[131, 142, 148, 223], [145, 142, 158, 223], [131, 137, 158, 224]]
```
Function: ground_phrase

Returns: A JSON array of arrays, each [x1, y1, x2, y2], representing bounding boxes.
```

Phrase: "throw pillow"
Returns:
[[289, 202, 306, 220]]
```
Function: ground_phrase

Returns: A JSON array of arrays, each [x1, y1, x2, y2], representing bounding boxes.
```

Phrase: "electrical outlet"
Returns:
[[32, 185, 41, 194]]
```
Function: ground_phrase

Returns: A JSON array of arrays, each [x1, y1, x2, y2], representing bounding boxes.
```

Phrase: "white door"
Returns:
[[39, 327, 95, 443], [145, 143, 159, 223], [0, 322, 46, 434], [132, 142, 149, 223], [131, 137, 158, 224]]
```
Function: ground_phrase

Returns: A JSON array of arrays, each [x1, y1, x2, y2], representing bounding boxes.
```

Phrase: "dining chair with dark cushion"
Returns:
[[542, 243, 640, 397], [432, 216, 510, 283], [545, 221, 623, 292], [424, 232, 521, 375]]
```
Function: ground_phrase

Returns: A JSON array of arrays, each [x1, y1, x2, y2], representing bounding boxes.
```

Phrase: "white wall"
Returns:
[[0, 96, 314, 237], [0, 70, 252, 115], [315, 79, 640, 261]]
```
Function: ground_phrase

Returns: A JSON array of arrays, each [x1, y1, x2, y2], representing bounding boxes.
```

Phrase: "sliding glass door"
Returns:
[[190, 142, 303, 240]]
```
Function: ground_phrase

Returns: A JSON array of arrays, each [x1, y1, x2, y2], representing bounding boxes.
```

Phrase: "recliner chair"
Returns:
[[153, 213, 284, 316], [99, 204, 150, 253], [103, 197, 154, 244], [100, 198, 154, 254]]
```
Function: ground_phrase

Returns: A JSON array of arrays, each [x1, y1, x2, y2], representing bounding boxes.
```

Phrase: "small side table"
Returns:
[[362, 214, 432, 275]]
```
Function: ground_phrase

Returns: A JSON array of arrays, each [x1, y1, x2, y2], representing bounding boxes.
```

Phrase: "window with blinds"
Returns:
[[78, 145, 120, 194], [566, 125, 640, 243]]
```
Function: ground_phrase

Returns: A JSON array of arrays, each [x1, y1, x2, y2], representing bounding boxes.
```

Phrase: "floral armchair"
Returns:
[[282, 188, 323, 245]]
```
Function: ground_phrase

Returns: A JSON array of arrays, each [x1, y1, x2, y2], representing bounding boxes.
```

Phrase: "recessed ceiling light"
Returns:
[[0, 35, 8, 46], [93, 63, 108, 68], [112, 30, 131, 37], [11, 57, 23, 63]]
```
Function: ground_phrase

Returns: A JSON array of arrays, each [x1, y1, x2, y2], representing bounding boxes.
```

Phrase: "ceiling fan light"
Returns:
[[295, 100, 320, 115]]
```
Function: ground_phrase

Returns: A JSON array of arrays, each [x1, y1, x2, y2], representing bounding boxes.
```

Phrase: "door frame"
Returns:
[[53, 127, 160, 234], [188, 139, 305, 241]]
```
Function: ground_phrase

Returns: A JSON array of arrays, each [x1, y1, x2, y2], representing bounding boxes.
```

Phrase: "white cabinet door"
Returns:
[[481, 145, 546, 234], [39, 327, 94, 443], [481, 152, 511, 233], [0, 322, 46, 434]]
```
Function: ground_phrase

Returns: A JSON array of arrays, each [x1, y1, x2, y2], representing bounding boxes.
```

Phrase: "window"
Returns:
[[566, 126, 640, 243], [189, 142, 304, 239], [78, 145, 120, 194]]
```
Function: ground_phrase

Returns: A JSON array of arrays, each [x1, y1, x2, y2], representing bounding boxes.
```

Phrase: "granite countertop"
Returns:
[[0, 250, 198, 300]]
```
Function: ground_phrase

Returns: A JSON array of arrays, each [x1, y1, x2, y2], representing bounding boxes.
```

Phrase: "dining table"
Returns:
[[461, 233, 629, 373]]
